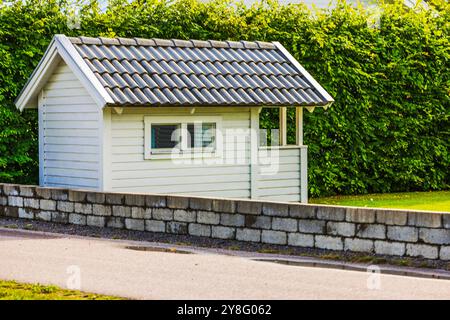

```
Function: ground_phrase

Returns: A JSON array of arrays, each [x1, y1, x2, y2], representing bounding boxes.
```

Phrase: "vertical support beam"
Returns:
[[279, 107, 287, 146], [101, 107, 112, 191], [300, 146, 308, 203], [296, 107, 303, 146], [38, 90, 45, 186], [250, 108, 259, 199]]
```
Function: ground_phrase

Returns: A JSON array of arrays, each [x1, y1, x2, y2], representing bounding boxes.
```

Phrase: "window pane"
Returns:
[[202, 123, 216, 148], [186, 122, 216, 149], [151, 124, 180, 149]]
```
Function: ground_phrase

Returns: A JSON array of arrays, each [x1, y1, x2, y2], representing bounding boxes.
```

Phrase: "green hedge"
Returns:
[[0, 0, 448, 196]]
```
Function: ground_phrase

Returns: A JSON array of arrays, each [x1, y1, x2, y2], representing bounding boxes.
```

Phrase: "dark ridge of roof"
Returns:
[[68, 36, 277, 50], [67, 35, 331, 107]]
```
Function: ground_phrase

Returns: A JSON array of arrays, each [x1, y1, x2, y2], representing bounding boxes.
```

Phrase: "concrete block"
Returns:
[[87, 215, 105, 227], [52, 212, 68, 224], [272, 217, 297, 232], [19, 186, 35, 197], [3, 185, 19, 196], [220, 213, 245, 227], [8, 196, 23, 207], [440, 246, 450, 260], [57, 201, 74, 213], [174, 209, 196, 222], [316, 206, 345, 221], [212, 226, 235, 239], [68, 190, 87, 202], [387, 226, 418, 242], [145, 220, 166, 233], [197, 211, 220, 225], [408, 212, 442, 228], [146, 195, 166, 208], [344, 238, 374, 253], [74, 203, 92, 214], [166, 221, 188, 234], [4, 207, 18, 218], [152, 208, 173, 221], [236, 228, 261, 242], [125, 194, 145, 206], [93, 204, 112, 216], [287, 233, 314, 247], [212, 199, 235, 214], [262, 203, 289, 217], [105, 193, 124, 205], [36, 187, 51, 199], [345, 208, 376, 223], [40, 199, 56, 211], [374, 241, 405, 256], [376, 210, 408, 225], [131, 207, 147, 219], [86, 192, 106, 204], [125, 218, 145, 231], [236, 201, 262, 215], [51, 189, 68, 201], [298, 220, 326, 234], [0, 196, 7, 206], [23, 198, 39, 209], [111, 205, 131, 218], [18, 208, 34, 219], [106, 217, 125, 229], [356, 224, 386, 239], [443, 215, 450, 229], [261, 230, 287, 245], [245, 215, 271, 230], [406, 244, 438, 259], [190, 198, 212, 211], [419, 228, 450, 245], [36, 211, 52, 222], [69, 213, 87, 225], [315, 235, 343, 251], [167, 196, 189, 209], [188, 224, 211, 237], [327, 222, 355, 237], [289, 204, 316, 219]]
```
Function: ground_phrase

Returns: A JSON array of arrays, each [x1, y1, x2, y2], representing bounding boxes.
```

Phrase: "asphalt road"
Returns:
[[0, 228, 449, 299]]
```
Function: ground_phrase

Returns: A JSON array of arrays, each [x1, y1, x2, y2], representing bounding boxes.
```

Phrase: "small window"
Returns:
[[144, 116, 222, 159]]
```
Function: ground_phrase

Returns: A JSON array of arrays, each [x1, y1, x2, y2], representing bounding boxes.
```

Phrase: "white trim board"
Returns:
[[14, 34, 113, 111], [273, 41, 334, 106]]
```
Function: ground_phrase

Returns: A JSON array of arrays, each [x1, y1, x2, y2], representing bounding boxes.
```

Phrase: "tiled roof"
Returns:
[[68, 36, 333, 106]]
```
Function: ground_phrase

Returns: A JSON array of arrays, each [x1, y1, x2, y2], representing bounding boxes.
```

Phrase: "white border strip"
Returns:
[[54, 34, 114, 108], [273, 41, 334, 104]]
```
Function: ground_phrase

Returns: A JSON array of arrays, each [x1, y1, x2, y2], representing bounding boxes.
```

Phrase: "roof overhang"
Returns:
[[14, 35, 114, 112], [273, 42, 334, 109]]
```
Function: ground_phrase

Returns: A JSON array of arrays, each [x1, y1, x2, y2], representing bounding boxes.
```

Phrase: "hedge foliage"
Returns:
[[0, 0, 448, 196]]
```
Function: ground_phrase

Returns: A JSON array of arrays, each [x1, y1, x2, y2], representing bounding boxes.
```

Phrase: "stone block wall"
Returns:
[[1, 183, 449, 260]]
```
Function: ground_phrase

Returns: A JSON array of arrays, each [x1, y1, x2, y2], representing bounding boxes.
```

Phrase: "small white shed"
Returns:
[[15, 35, 333, 203]]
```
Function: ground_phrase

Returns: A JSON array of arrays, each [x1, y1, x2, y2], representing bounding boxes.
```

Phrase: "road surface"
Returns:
[[0, 228, 449, 299]]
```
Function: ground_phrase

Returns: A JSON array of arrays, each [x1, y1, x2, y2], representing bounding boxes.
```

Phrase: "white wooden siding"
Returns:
[[108, 107, 251, 198], [41, 61, 101, 189], [258, 148, 302, 202]]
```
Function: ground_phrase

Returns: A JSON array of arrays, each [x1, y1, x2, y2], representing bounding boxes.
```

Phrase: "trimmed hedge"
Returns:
[[0, 0, 449, 196]]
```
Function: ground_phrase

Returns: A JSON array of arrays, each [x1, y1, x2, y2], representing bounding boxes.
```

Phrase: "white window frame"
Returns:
[[144, 115, 223, 160]]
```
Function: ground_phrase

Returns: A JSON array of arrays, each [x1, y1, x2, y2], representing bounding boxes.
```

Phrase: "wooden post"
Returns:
[[250, 108, 259, 199], [279, 107, 287, 146], [296, 107, 303, 146]]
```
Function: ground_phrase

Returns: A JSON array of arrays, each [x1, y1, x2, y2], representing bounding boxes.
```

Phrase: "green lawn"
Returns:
[[310, 191, 450, 212], [0, 280, 122, 300]]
